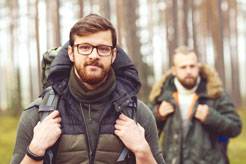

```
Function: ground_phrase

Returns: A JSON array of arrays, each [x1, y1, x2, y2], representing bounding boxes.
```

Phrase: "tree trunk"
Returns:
[[116, 0, 125, 46], [53, 0, 61, 47], [191, 0, 198, 54], [8, 0, 22, 114], [207, 0, 225, 84], [27, 0, 34, 101], [99, 0, 111, 19], [228, 0, 241, 106], [78, 0, 83, 18], [118, 0, 150, 101], [178, 0, 189, 45], [166, 0, 178, 65], [46, 0, 61, 48], [35, 0, 41, 93]]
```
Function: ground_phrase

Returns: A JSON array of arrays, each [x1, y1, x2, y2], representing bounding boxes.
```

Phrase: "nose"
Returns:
[[88, 47, 99, 59], [185, 67, 193, 75]]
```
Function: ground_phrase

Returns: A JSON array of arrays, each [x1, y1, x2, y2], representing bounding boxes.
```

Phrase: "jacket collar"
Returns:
[[149, 64, 223, 103]]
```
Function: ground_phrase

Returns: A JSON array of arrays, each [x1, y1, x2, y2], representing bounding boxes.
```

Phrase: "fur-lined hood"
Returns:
[[149, 64, 223, 103]]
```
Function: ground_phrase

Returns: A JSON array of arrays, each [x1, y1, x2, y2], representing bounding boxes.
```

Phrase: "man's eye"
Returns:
[[98, 46, 110, 52], [79, 45, 91, 50]]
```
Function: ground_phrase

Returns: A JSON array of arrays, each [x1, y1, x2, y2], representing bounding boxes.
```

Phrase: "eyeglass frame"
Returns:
[[73, 43, 115, 57]]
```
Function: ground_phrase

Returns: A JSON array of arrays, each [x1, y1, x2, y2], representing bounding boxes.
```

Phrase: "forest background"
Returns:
[[0, 0, 245, 163]]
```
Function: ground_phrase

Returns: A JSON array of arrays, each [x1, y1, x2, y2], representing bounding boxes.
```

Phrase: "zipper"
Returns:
[[80, 103, 93, 164], [93, 103, 113, 163]]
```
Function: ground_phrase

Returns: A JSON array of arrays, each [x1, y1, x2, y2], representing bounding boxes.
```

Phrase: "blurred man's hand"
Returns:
[[195, 104, 209, 122], [158, 101, 174, 118]]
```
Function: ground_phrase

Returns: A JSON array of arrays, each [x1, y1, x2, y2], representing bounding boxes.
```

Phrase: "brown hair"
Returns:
[[172, 45, 198, 65], [69, 14, 117, 47]]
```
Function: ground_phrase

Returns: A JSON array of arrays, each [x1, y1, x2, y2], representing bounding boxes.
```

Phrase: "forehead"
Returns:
[[173, 52, 198, 67], [74, 30, 112, 45]]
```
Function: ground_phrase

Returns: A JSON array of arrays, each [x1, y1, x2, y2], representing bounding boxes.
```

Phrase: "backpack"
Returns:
[[41, 47, 62, 89], [39, 46, 137, 163], [39, 47, 62, 163]]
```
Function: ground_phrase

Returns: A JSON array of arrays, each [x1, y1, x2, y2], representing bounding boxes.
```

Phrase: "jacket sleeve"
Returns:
[[203, 93, 242, 137], [11, 108, 39, 164], [137, 100, 166, 164]]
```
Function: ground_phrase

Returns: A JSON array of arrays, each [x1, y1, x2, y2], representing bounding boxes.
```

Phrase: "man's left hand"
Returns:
[[114, 114, 147, 153], [195, 104, 209, 122], [114, 114, 157, 164]]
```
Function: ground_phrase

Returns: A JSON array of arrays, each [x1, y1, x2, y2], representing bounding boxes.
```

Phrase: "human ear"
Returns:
[[111, 48, 117, 64], [68, 45, 74, 62], [172, 66, 176, 76]]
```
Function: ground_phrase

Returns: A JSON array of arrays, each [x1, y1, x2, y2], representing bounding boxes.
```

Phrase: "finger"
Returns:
[[167, 105, 174, 110], [162, 101, 172, 107], [137, 123, 145, 132], [44, 110, 60, 120], [136, 123, 143, 129], [198, 104, 203, 108], [36, 121, 41, 126], [53, 117, 62, 123], [118, 113, 132, 121], [166, 106, 173, 111], [161, 103, 173, 110], [114, 124, 124, 130], [114, 129, 122, 137], [194, 112, 199, 118], [161, 101, 168, 105], [164, 107, 174, 113], [115, 119, 126, 126], [56, 123, 62, 130]]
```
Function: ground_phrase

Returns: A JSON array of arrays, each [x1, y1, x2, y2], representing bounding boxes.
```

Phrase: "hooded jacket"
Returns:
[[11, 44, 164, 164], [149, 64, 242, 164]]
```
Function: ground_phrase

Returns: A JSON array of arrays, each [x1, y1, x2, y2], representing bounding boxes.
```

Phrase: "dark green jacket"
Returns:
[[149, 65, 242, 164]]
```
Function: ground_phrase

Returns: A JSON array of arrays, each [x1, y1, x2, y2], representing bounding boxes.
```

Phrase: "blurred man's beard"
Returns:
[[75, 59, 110, 85], [178, 76, 197, 89]]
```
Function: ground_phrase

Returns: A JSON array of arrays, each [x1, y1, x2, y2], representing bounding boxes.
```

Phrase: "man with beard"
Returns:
[[11, 14, 164, 164], [149, 46, 241, 164]]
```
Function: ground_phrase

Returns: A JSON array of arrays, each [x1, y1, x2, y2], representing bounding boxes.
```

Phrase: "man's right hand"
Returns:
[[158, 101, 174, 118], [29, 110, 62, 156]]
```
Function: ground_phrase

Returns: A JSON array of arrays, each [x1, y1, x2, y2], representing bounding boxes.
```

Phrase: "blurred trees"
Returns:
[[46, 0, 61, 48], [6, 0, 22, 115], [164, 0, 244, 106], [0, 0, 245, 113]]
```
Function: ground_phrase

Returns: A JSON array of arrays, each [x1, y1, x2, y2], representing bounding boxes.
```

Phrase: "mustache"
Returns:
[[84, 59, 103, 68], [185, 75, 195, 79]]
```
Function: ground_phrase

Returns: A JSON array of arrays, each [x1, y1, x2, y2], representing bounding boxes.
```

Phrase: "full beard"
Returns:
[[75, 59, 110, 85], [178, 76, 198, 89]]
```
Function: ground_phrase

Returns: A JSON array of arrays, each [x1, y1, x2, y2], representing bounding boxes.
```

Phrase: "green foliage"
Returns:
[[0, 115, 19, 164], [229, 108, 246, 164]]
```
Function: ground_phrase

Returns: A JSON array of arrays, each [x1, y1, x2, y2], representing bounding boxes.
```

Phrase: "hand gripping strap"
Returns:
[[117, 97, 137, 163], [38, 87, 60, 164]]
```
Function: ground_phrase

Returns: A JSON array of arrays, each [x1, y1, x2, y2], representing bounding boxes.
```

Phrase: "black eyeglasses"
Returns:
[[74, 43, 114, 57]]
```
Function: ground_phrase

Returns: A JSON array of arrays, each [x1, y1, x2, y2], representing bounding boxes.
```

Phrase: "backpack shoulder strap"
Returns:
[[24, 97, 42, 111], [117, 96, 137, 163], [38, 86, 61, 164], [39, 86, 60, 121]]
